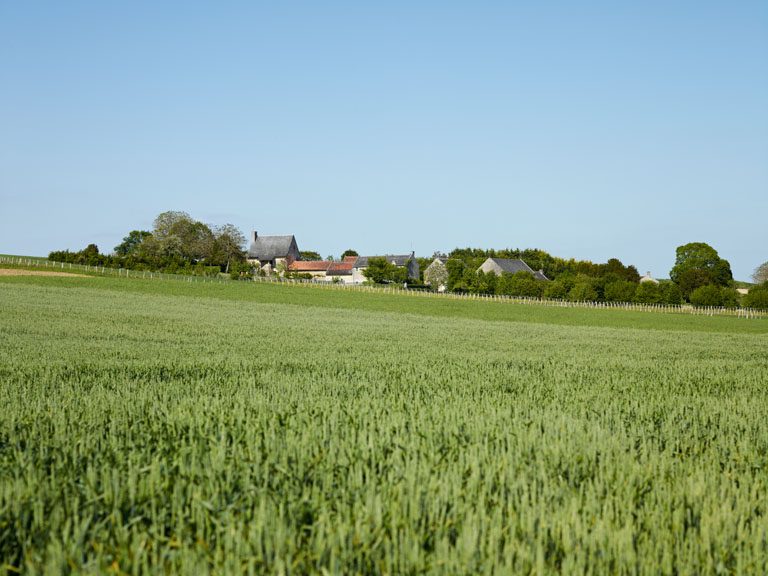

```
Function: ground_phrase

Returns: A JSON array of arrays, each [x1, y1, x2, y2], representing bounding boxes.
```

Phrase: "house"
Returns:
[[639, 271, 659, 284], [288, 260, 331, 278], [424, 257, 452, 291], [478, 258, 548, 280], [247, 232, 300, 270], [352, 252, 419, 283], [325, 256, 358, 284]]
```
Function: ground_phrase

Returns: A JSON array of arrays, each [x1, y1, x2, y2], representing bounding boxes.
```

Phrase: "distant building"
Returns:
[[247, 232, 300, 270], [423, 257, 454, 292], [288, 260, 331, 277], [352, 252, 419, 283], [326, 257, 358, 284], [478, 258, 548, 280], [639, 271, 659, 284]]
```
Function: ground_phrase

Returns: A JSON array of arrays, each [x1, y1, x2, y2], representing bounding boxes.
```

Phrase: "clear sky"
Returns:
[[1, 2, 766, 280]]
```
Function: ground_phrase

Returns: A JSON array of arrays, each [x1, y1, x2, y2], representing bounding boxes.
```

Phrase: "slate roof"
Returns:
[[485, 258, 548, 280], [289, 261, 331, 272], [327, 261, 355, 276], [355, 254, 413, 268], [248, 234, 296, 260]]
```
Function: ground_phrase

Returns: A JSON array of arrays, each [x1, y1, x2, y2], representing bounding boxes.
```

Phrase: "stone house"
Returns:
[[478, 258, 548, 280], [352, 252, 419, 283], [247, 232, 300, 270]]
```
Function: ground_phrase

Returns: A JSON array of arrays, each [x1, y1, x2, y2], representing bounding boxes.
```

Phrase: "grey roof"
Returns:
[[486, 258, 548, 280], [248, 235, 296, 260], [355, 254, 413, 268]]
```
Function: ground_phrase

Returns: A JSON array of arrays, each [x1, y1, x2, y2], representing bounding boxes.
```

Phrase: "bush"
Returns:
[[634, 282, 662, 304], [689, 285, 723, 307], [604, 280, 637, 302], [742, 284, 768, 310]]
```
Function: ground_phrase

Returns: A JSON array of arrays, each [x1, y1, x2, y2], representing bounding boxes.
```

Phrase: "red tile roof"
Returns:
[[327, 261, 355, 274], [289, 261, 331, 272], [343, 256, 358, 263]]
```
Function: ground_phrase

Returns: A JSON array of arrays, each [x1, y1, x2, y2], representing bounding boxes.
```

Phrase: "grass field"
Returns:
[[1, 273, 767, 574]]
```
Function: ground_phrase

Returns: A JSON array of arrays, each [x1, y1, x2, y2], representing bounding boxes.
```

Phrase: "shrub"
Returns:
[[742, 284, 768, 310], [689, 285, 723, 307]]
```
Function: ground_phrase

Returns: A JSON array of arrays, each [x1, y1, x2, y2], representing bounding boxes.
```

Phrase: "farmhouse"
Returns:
[[247, 232, 300, 268], [288, 260, 331, 277], [639, 271, 659, 284], [478, 258, 548, 280], [352, 252, 419, 283], [423, 257, 459, 292]]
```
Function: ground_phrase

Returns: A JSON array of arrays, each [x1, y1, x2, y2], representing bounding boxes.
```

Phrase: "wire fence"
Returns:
[[2, 256, 764, 319]]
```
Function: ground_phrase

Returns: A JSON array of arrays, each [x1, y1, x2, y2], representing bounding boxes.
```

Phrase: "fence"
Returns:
[[1, 256, 764, 319]]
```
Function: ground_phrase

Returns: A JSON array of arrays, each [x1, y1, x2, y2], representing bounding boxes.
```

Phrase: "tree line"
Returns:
[[49, 211, 250, 278]]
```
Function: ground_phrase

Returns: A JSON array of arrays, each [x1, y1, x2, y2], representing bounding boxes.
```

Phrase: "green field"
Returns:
[[1, 274, 767, 574]]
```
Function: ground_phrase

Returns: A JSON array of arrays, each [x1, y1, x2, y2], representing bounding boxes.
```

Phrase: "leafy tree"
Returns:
[[445, 260, 467, 292], [689, 285, 723, 307], [213, 224, 246, 273], [670, 242, 732, 285], [477, 270, 497, 294], [424, 260, 449, 290], [678, 269, 714, 301], [500, 271, 543, 297], [340, 249, 359, 260], [634, 282, 662, 304], [660, 283, 683, 305], [752, 262, 768, 285], [114, 230, 152, 256], [604, 280, 637, 302], [363, 258, 398, 284], [743, 283, 768, 310], [568, 277, 598, 301], [543, 273, 575, 299], [300, 251, 323, 261]]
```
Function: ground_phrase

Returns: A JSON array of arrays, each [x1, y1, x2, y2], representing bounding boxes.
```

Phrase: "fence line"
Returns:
[[1, 256, 764, 319]]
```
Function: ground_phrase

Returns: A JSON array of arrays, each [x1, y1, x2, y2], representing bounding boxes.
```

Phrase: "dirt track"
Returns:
[[0, 268, 90, 278]]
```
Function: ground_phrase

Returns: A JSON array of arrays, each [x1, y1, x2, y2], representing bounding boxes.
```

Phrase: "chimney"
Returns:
[[251, 231, 258, 244], [647, 271, 651, 277]]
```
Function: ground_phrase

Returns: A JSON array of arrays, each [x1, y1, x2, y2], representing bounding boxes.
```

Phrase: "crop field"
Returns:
[[1, 274, 767, 574]]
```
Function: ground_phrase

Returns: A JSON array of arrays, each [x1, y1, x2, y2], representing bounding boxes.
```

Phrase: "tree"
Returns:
[[424, 261, 449, 290], [670, 242, 732, 285], [568, 280, 598, 301], [678, 269, 714, 301], [604, 280, 637, 302], [752, 262, 768, 285], [300, 251, 323, 261], [340, 249, 359, 260], [743, 283, 768, 311], [213, 224, 246, 273], [502, 271, 543, 297], [445, 260, 467, 292], [634, 281, 662, 304], [114, 230, 151, 256], [363, 257, 398, 284], [660, 283, 683, 305], [689, 285, 723, 307]]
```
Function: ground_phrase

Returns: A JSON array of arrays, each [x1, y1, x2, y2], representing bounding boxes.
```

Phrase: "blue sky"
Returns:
[[1, 2, 766, 280]]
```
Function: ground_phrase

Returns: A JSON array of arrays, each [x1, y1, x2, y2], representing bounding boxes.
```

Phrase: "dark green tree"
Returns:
[[634, 282, 662, 304], [300, 251, 323, 261], [604, 280, 637, 302], [114, 230, 152, 256], [689, 285, 723, 307], [340, 249, 359, 260], [670, 242, 732, 285], [743, 283, 768, 310], [678, 269, 714, 301], [362, 258, 397, 284]]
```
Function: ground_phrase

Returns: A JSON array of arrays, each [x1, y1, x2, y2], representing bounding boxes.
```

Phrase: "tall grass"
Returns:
[[1, 280, 767, 574]]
